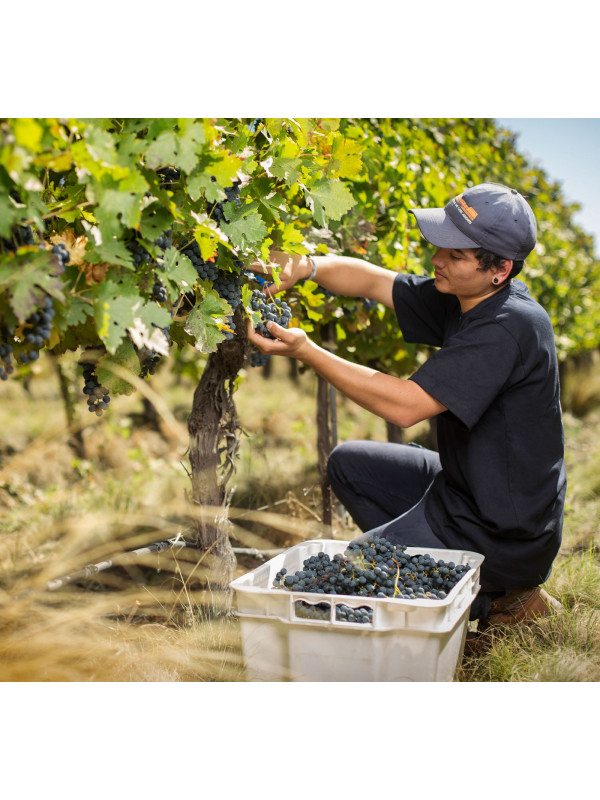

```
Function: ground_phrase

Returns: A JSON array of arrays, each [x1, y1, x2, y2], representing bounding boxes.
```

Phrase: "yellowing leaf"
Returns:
[[50, 230, 89, 267], [208, 152, 244, 186], [318, 119, 340, 132], [13, 118, 44, 153], [280, 223, 306, 253], [329, 135, 364, 179]]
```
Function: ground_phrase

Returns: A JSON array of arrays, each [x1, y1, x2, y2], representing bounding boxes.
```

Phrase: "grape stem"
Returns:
[[392, 557, 401, 597]]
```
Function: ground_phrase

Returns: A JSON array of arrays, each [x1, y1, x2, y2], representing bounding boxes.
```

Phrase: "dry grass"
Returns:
[[0, 355, 358, 682], [2, 353, 600, 682]]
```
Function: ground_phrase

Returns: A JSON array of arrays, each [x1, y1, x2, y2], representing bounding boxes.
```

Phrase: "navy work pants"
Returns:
[[327, 440, 499, 620]]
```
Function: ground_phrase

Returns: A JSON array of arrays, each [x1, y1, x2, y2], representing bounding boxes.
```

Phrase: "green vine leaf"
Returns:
[[301, 179, 356, 227], [161, 248, 197, 291], [0, 249, 65, 322], [220, 202, 268, 249], [96, 336, 141, 395], [184, 289, 231, 354], [93, 281, 171, 354]]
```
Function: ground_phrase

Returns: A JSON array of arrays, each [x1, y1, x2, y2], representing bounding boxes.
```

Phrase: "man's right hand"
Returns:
[[247, 251, 312, 294]]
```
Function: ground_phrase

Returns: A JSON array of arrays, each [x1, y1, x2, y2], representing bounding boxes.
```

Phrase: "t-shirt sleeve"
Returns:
[[392, 273, 454, 347], [409, 319, 522, 430]]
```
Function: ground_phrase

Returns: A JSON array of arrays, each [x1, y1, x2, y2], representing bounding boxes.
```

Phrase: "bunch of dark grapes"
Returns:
[[19, 294, 55, 365], [154, 229, 173, 252], [127, 231, 172, 304], [152, 229, 174, 304], [156, 167, 180, 189], [340, 298, 378, 318], [0, 332, 15, 381], [318, 287, 378, 316], [152, 278, 168, 302], [336, 604, 373, 623], [362, 298, 378, 312], [250, 289, 292, 339], [293, 600, 374, 624], [182, 240, 219, 282], [181, 244, 244, 342], [139, 348, 161, 377], [272, 534, 470, 601], [51, 242, 70, 273], [250, 348, 270, 368], [214, 269, 242, 310], [222, 318, 236, 342], [214, 261, 244, 342], [206, 180, 242, 224], [127, 239, 152, 270], [1, 223, 35, 252], [81, 362, 111, 416], [139, 325, 171, 378]]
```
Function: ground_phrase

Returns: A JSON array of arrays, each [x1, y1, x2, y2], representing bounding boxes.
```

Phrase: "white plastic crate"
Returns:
[[231, 539, 484, 682]]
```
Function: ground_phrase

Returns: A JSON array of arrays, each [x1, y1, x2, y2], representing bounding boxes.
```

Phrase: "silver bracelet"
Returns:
[[307, 255, 317, 281]]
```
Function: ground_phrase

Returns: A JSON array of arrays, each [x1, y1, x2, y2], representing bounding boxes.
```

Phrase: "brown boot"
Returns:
[[479, 587, 562, 630]]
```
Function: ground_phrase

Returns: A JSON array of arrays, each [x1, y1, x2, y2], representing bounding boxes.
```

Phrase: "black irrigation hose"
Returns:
[[45, 539, 284, 591], [46, 537, 193, 592]]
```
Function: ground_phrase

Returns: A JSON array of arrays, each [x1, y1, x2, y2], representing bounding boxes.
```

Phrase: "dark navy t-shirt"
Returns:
[[393, 274, 566, 590]]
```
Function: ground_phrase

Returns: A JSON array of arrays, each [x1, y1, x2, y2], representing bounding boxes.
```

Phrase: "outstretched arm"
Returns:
[[247, 320, 446, 429], [249, 251, 397, 308]]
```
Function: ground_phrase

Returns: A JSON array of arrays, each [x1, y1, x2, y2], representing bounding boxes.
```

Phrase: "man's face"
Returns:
[[430, 247, 494, 307]]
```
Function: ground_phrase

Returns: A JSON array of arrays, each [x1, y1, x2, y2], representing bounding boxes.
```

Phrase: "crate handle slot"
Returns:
[[293, 598, 332, 622]]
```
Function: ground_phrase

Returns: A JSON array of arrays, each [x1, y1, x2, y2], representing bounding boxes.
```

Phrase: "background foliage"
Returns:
[[2, 117, 598, 409]]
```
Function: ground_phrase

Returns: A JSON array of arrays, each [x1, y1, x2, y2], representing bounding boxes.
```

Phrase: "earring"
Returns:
[[492, 277, 500, 285]]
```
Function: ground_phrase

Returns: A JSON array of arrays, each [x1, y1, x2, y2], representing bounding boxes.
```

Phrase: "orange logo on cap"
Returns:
[[457, 195, 478, 221]]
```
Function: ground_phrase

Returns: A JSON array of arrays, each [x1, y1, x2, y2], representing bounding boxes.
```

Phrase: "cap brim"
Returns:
[[410, 208, 480, 250]]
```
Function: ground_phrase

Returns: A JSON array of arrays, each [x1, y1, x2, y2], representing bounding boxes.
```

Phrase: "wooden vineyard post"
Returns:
[[316, 321, 339, 529]]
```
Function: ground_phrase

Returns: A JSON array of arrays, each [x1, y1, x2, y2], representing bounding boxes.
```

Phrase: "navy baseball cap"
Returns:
[[409, 182, 537, 260]]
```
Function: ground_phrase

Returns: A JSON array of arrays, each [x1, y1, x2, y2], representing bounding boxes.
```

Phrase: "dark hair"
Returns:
[[475, 249, 524, 285]]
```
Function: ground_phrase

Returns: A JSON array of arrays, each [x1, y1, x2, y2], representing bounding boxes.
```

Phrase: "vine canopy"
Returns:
[[1, 117, 598, 400]]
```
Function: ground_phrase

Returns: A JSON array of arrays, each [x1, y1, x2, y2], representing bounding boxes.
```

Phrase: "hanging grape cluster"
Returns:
[[81, 361, 111, 416], [19, 294, 55, 365], [247, 289, 293, 367], [126, 229, 173, 304], [182, 240, 219, 282], [207, 180, 242, 223], [126, 239, 152, 270], [1, 222, 35, 252], [318, 287, 378, 316], [272, 534, 471, 601], [250, 349, 271, 368], [156, 167, 180, 188], [51, 242, 70, 273], [0, 332, 14, 381], [250, 290, 292, 338], [152, 278, 168, 303], [139, 325, 171, 378]]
